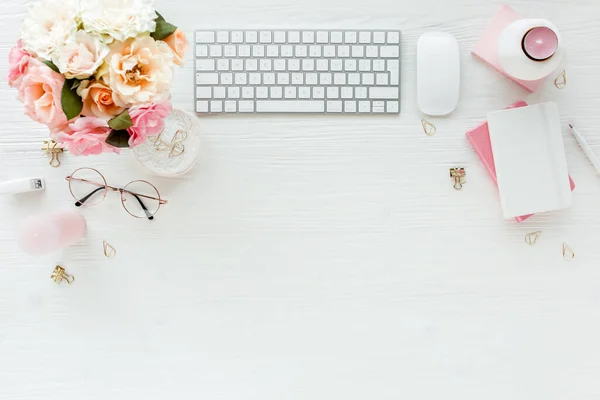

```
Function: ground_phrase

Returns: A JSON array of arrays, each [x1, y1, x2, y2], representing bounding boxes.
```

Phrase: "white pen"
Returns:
[[569, 124, 600, 175]]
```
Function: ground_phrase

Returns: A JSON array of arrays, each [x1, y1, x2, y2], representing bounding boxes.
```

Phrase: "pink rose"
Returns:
[[52, 117, 120, 156], [8, 40, 31, 88], [127, 102, 173, 147], [18, 62, 68, 129]]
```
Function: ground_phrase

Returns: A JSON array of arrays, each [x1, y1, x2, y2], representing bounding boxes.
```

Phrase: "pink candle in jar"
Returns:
[[522, 26, 559, 61]]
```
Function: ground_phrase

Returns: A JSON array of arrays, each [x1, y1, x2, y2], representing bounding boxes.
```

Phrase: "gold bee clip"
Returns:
[[449, 168, 466, 190], [42, 140, 64, 167], [51, 266, 74, 284]]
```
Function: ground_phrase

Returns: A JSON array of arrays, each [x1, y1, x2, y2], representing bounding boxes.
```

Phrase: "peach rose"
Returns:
[[51, 117, 119, 156], [77, 80, 124, 119], [18, 61, 68, 129], [163, 28, 189, 67]]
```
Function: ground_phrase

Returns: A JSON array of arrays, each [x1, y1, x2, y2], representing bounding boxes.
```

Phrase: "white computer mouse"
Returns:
[[417, 32, 460, 116]]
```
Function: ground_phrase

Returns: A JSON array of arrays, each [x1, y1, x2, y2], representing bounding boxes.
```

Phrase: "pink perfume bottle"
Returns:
[[18, 209, 86, 256]]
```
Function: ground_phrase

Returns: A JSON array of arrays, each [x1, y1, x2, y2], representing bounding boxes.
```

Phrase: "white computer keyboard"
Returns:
[[194, 30, 401, 114]]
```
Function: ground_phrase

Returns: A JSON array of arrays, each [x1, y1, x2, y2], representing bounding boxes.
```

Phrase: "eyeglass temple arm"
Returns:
[[75, 187, 105, 207], [130, 193, 154, 220]]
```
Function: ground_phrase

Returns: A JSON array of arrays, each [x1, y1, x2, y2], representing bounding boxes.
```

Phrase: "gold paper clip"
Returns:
[[148, 129, 187, 158], [42, 140, 63, 167], [103, 240, 116, 258], [421, 119, 436, 136], [51, 266, 74, 284], [562, 243, 575, 261], [554, 70, 567, 89], [525, 231, 542, 246], [449, 168, 466, 190]]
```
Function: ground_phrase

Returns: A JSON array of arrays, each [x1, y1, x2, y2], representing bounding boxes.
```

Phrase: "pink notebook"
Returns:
[[466, 101, 576, 222]]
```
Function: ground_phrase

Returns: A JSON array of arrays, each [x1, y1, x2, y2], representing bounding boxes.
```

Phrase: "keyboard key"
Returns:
[[216, 31, 229, 43], [302, 59, 315, 71], [387, 60, 400, 85], [376, 73, 389, 85], [274, 59, 286, 71], [386, 101, 399, 113], [196, 73, 219, 84], [252, 45, 265, 57], [196, 31, 214, 43], [351, 45, 364, 57], [217, 59, 229, 70], [245, 59, 258, 71], [295, 45, 307, 57], [345, 31, 357, 43], [281, 45, 293, 57], [210, 101, 223, 112], [327, 87, 339, 98], [355, 87, 367, 98], [316, 31, 329, 43], [333, 73, 346, 85], [213, 87, 226, 98], [337, 45, 350, 57], [231, 59, 244, 71], [238, 101, 254, 112], [358, 59, 371, 71], [327, 100, 343, 112], [231, 31, 244, 43], [380, 46, 400, 58], [288, 31, 300, 43], [249, 72, 261, 84], [387, 31, 400, 44], [224, 100, 237, 112], [309, 45, 322, 57], [313, 86, 325, 99], [305, 73, 318, 85], [263, 73, 276, 84], [292, 73, 304, 84], [366, 46, 378, 57], [299, 87, 311, 98], [373, 60, 385, 71], [316, 59, 329, 71], [266, 45, 279, 57], [209, 45, 222, 57], [320, 73, 332, 85], [242, 87, 254, 98], [196, 100, 209, 112], [228, 87, 240, 98], [246, 31, 258, 43], [358, 31, 371, 43], [238, 45, 250, 57], [221, 73, 233, 84], [330, 60, 343, 71], [260, 31, 272, 43], [324, 45, 336, 57], [270, 87, 283, 98], [224, 45, 236, 57], [344, 100, 357, 112], [341, 87, 353, 98], [256, 87, 269, 98], [256, 101, 325, 112], [196, 87, 211, 98], [196, 59, 215, 71], [369, 87, 399, 99], [330, 31, 343, 43], [288, 59, 300, 71], [260, 59, 272, 71], [344, 59, 357, 71], [362, 73, 375, 85], [348, 73, 360, 85], [302, 31, 315, 43], [196, 45, 208, 57], [277, 73, 290, 85], [359, 101, 370, 112], [373, 32, 386, 43], [273, 31, 286, 43], [285, 87, 297, 98], [235, 73, 247, 84]]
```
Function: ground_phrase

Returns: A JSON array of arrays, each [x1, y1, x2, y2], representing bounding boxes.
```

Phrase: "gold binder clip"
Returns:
[[102, 240, 116, 258], [554, 70, 567, 89], [525, 231, 542, 246], [562, 243, 575, 261], [51, 266, 74, 284], [41, 140, 63, 167], [449, 168, 466, 190], [421, 119, 436, 136]]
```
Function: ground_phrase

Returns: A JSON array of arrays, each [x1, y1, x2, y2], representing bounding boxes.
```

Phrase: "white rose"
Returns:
[[80, 0, 157, 42], [52, 31, 109, 80], [106, 36, 174, 107], [20, 0, 80, 60]]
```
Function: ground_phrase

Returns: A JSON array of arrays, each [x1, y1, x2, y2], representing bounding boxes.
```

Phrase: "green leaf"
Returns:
[[105, 130, 131, 148], [151, 12, 177, 41], [61, 79, 83, 121], [108, 110, 133, 130], [43, 60, 60, 73]]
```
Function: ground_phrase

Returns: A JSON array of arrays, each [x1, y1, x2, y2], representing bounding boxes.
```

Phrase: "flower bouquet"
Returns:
[[7, 0, 189, 156]]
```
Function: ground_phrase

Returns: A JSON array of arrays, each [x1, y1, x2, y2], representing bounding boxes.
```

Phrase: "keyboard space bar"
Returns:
[[256, 101, 325, 113]]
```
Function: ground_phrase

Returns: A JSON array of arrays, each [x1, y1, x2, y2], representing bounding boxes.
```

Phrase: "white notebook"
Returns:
[[487, 102, 572, 219]]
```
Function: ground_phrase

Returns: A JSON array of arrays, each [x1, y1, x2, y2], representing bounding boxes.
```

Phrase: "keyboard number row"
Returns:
[[197, 44, 399, 58]]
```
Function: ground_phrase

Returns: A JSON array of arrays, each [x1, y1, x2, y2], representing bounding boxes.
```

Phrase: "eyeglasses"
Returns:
[[65, 168, 167, 220]]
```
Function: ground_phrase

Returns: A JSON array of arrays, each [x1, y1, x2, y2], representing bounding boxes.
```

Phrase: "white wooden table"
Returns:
[[1, 0, 600, 398]]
